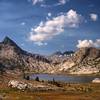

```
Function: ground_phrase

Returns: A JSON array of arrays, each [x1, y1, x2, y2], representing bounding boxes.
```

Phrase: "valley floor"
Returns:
[[0, 82, 100, 100]]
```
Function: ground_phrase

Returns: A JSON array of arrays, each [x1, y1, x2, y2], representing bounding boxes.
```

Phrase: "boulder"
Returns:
[[92, 78, 100, 83], [8, 80, 32, 90]]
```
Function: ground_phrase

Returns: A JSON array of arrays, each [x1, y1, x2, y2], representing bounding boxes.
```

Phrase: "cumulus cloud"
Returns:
[[40, 0, 69, 8], [56, 0, 69, 6], [29, 0, 69, 7], [32, 0, 44, 5], [48, 12, 52, 17], [59, 0, 67, 5], [90, 13, 98, 21], [34, 41, 47, 46], [29, 9, 83, 44], [77, 39, 100, 48]]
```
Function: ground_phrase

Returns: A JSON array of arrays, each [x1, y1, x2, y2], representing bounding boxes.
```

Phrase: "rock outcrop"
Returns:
[[8, 80, 59, 91], [0, 36, 100, 75], [60, 47, 100, 74], [0, 37, 53, 75], [92, 78, 100, 83], [8, 80, 32, 90]]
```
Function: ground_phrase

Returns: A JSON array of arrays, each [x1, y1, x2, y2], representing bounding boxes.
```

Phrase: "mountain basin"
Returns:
[[30, 74, 100, 83]]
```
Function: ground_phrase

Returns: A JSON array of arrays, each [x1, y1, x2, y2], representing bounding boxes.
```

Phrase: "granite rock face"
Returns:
[[0, 37, 53, 74], [69, 47, 100, 74], [92, 78, 100, 83], [0, 37, 100, 75], [8, 80, 32, 90]]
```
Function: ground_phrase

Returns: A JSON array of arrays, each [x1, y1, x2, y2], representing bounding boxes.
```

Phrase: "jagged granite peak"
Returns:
[[51, 51, 74, 57], [3, 36, 15, 45], [0, 36, 100, 75], [0, 36, 52, 74], [2, 37, 51, 62], [62, 47, 100, 74], [51, 47, 100, 74], [73, 47, 100, 63], [2, 36, 21, 49], [0, 36, 25, 55], [63, 51, 74, 55]]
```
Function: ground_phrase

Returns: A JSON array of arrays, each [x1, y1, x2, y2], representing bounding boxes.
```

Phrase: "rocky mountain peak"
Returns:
[[0, 37, 100, 75], [63, 51, 74, 55], [0, 36, 52, 74], [1, 36, 24, 55], [2, 36, 18, 47], [73, 47, 100, 63]]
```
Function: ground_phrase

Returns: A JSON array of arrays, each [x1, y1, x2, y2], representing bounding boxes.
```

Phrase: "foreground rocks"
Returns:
[[8, 80, 32, 90], [8, 80, 60, 91], [92, 78, 100, 83]]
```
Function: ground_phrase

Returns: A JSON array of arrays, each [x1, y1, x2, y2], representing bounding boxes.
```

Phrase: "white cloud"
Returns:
[[29, 0, 69, 7], [34, 42, 47, 46], [20, 22, 26, 26], [94, 39, 100, 47], [32, 0, 44, 5], [57, 0, 69, 6], [40, 0, 69, 8], [48, 12, 52, 17], [77, 39, 100, 48], [90, 13, 98, 21], [29, 9, 83, 44], [59, 0, 67, 5], [29, 32, 50, 42]]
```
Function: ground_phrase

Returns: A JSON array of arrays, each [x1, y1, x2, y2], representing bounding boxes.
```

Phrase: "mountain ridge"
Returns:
[[0, 36, 100, 75], [0, 37, 52, 74]]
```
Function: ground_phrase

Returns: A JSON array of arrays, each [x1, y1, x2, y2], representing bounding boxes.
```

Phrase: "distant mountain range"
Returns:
[[0, 37, 100, 75], [51, 51, 74, 56]]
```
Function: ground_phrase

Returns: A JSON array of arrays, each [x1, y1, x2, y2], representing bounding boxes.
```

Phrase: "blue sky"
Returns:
[[0, 0, 100, 55]]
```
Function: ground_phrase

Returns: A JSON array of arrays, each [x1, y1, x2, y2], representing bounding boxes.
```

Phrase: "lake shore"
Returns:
[[26, 73, 100, 83], [25, 72, 100, 77], [0, 81, 100, 100], [0, 73, 100, 100]]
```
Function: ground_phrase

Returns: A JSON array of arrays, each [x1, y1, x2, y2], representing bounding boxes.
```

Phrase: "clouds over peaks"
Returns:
[[29, 9, 83, 45], [77, 39, 100, 48]]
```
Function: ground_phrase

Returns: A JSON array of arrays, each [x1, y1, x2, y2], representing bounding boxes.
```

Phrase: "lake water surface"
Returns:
[[30, 74, 100, 83]]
